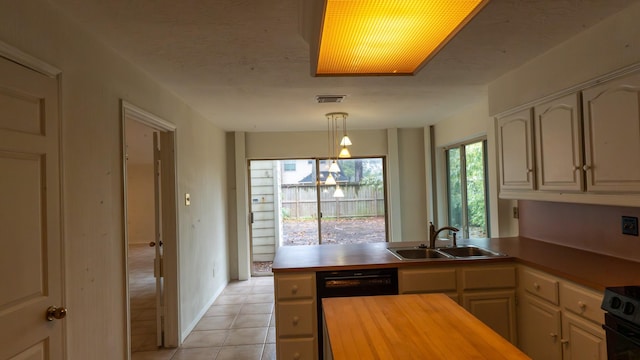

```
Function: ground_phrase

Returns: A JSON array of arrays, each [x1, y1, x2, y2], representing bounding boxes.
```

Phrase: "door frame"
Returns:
[[121, 100, 180, 353]]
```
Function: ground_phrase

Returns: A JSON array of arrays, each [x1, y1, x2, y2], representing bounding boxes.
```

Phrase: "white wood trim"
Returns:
[[235, 132, 251, 280], [0, 40, 61, 77], [120, 100, 181, 354], [122, 101, 176, 131], [499, 190, 640, 207], [387, 129, 402, 242]]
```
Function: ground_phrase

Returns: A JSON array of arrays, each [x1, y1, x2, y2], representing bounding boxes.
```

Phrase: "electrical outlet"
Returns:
[[512, 206, 519, 219], [622, 216, 638, 236], [185, 193, 191, 206]]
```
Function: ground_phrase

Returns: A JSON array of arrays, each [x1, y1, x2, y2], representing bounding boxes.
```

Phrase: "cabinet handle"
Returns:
[[578, 301, 586, 311], [291, 285, 298, 294], [583, 164, 591, 171], [533, 282, 540, 290], [549, 333, 558, 339], [293, 353, 301, 360], [292, 316, 299, 325], [527, 168, 534, 173], [561, 339, 569, 345]]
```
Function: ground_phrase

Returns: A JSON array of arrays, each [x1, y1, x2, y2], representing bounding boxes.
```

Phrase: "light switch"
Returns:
[[185, 193, 191, 206]]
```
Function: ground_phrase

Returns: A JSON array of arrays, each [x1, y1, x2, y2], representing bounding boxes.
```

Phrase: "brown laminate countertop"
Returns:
[[272, 237, 640, 291], [323, 294, 530, 360]]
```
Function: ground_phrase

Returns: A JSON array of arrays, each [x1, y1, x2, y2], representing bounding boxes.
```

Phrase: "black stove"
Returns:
[[601, 286, 640, 359], [602, 286, 640, 324]]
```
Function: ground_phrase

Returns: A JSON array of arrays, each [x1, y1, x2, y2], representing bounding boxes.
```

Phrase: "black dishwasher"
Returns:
[[316, 268, 398, 358]]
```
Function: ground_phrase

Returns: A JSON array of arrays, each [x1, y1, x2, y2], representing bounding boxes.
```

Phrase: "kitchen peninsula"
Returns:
[[272, 237, 639, 360]]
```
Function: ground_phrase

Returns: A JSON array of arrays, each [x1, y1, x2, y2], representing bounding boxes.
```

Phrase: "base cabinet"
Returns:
[[463, 290, 517, 344], [519, 293, 563, 360], [399, 263, 517, 344], [517, 266, 606, 360], [561, 312, 607, 360], [274, 272, 317, 360]]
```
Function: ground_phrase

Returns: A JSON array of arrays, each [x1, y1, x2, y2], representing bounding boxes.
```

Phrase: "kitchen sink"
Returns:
[[388, 245, 505, 260], [390, 248, 453, 259], [437, 246, 505, 258]]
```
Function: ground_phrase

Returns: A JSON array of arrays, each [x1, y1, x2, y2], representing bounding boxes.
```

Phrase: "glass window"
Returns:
[[446, 140, 489, 239], [248, 158, 388, 275], [283, 160, 296, 172]]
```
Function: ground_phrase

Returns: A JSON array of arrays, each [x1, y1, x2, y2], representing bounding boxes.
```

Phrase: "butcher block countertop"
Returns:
[[272, 237, 640, 291], [322, 294, 530, 360]]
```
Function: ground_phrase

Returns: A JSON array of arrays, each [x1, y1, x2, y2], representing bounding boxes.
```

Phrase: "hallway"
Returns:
[[131, 276, 275, 360]]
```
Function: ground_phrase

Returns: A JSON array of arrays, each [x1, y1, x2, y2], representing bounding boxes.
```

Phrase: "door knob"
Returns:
[[46, 306, 67, 321]]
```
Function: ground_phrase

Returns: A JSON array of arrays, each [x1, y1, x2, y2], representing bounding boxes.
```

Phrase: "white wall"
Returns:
[[435, 2, 640, 238], [0, 1, 229, 358], [433, 101, 519, 237], [397, 128, 428, 242], [229, 128, 430, 268], [489, 2, 640, 115]]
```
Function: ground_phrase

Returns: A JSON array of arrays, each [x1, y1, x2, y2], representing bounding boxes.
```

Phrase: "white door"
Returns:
[[0, 57, 65, 359], [152, 133, 164, 346]]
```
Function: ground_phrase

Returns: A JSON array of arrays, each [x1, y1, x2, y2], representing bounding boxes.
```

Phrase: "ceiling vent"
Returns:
[[315, 95, 346, 103]]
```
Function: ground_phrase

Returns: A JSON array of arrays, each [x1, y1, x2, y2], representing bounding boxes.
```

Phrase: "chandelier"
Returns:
[[325, 112, 352, 197]]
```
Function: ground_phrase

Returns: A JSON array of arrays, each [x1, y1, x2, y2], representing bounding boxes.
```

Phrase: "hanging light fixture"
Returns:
[[333, 184, 345, 198], [304, 0, 489, 76], [326, 112, 352, 159], [325, 173, 336, 185]]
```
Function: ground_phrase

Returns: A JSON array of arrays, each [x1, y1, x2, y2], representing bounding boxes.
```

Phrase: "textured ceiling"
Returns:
[[49, 0, 638, 132]]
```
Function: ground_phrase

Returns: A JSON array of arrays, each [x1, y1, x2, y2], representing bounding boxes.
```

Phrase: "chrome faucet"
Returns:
[[429, 222, 460, 249]]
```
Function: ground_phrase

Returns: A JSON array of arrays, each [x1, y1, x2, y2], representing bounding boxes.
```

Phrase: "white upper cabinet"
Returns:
[[496, 70, 640, 205], [582, 73, 640, 193], [497, 108, 535, 191], [534, 93, 584, 192]]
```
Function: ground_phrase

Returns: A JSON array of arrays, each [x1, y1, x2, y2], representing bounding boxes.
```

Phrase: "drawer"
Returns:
[[399, 267, 457, 294], [560, 282, 604, 324], [276, 300, 316, 337], [278, 337, 316, 360], [276, 273, 315, 300], [519, 267, 559, 305], [462, 266, 516, 290]]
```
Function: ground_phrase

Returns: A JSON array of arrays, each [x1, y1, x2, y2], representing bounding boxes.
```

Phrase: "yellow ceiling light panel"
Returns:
[[315, 0, 488, 76]]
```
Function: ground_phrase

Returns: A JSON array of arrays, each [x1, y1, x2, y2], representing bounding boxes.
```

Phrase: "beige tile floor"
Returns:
[[131, 276, 276, 360]]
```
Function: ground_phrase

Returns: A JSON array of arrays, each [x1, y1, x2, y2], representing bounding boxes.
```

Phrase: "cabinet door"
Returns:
[[582, 73, 640, 193], [463, 290, 517, 344], [518, 294, 562, 360], [497, 108, 536, 191], [561, 312, 607, 360], [534, 94, 584, 192]]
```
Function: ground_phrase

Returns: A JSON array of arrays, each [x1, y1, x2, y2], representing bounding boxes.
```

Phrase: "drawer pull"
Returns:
[[293, 352, 301, 360], [292, 316, 300, 325], [578, 301, 586, 311], [549, 333, 558, 339], [291, 285, 298, 294], [533, 282, 540, 290], [561, 339, 569, 345]]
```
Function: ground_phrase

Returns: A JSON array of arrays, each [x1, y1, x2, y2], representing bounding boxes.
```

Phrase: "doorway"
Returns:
[[122, 101, 179, 356]]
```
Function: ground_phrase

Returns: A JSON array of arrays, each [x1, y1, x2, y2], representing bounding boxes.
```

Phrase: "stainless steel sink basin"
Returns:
[[390, 248, 453, 259], [437, 246, 504, 258], [388, 245, 505, 260]]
